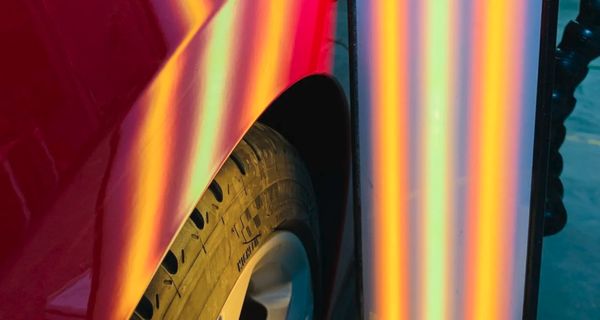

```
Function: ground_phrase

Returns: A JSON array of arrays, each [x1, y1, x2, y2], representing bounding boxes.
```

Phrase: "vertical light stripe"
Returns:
[[118, 55, 183, 319], [474, 1, 511, 319], [243, 1, 297, 124], [371, 1, 409, 319], [421, 0, 451, 318], [464, 0, 484, 317], [187, 0, 238, 201]]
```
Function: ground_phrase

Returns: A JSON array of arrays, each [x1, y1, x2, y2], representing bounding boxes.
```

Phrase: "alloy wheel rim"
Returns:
[[218, 231, 313, 320]]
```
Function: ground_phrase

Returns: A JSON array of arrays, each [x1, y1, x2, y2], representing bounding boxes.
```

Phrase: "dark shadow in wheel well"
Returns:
[[259, 74, 350, 306]]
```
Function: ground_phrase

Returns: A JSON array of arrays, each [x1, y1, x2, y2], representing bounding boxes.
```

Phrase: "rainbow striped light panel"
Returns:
[[356, 0, 544, 319]]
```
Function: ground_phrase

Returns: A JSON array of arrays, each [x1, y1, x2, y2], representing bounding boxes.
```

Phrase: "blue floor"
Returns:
[[537, 1, 600, 319]]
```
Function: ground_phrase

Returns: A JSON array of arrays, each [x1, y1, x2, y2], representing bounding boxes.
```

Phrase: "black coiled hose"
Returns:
[[545, 0, 600, 236]]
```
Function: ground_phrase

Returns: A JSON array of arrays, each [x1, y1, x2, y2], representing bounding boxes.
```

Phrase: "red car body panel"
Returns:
[[0, 0, 335, 318]]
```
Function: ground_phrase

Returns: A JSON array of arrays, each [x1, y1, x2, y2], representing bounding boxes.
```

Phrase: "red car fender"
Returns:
[[0, 0, 336, 318]]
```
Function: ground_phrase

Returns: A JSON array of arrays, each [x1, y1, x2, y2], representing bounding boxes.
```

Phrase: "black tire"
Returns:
[[131, 123, 321, 320]]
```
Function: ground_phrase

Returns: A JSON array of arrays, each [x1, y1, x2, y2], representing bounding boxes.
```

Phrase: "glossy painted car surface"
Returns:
[[0, 0, 336, 318]]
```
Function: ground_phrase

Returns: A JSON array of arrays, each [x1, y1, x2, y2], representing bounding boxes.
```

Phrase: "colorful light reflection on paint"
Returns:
[[357, 0, 543, 318], [90, 0, 333, 318]]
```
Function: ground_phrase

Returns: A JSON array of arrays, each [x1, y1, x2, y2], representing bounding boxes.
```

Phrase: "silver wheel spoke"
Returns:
[[248, 280, 292, 319], [218, 232, 313, 320]]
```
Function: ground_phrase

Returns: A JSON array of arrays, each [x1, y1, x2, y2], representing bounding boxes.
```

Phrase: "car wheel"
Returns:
[[131, 123, 321, 320]]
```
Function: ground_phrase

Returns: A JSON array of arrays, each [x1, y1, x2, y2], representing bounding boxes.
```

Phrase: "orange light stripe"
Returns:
[[116, 56, 184, 319], [371, 1, 409, 319], [473, 1, 518, 319], [464, 0, 485, 317], [242, 1, 299, 125]]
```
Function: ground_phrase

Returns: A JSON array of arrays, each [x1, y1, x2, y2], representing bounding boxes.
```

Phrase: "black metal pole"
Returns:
[[346, 0, 365, 318], [523, 0, 559, 318]]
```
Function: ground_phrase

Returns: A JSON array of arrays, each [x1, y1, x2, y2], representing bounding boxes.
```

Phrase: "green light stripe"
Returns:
[[188, 0, 237, 200], [423, 0, 451, 318]]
